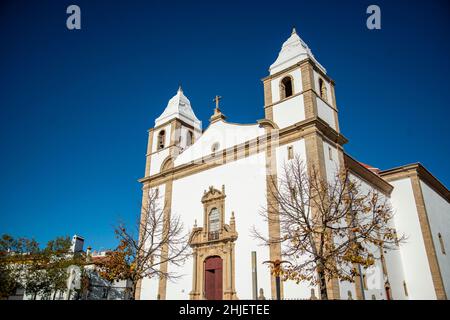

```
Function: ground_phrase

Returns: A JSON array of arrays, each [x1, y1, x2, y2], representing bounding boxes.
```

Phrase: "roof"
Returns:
[[269, 27, 326, 75], [358, 161, 380, 174], [154, 86, 201, 129]]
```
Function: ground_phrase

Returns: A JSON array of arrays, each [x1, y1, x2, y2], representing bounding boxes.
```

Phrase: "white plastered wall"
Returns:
[[420, 180, 450, 298], [275, 138, 313, 299], [270, 68, 306, 130], [166, 152, 271, 300], [389, 178, 436, 299], [139, 184, 166, 300]]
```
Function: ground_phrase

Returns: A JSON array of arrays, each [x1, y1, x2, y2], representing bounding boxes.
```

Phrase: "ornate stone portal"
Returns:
[[189, 185, 238, 300]]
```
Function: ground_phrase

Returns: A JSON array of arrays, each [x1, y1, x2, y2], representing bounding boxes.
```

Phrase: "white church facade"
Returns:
[[136, 29, 450, 300]]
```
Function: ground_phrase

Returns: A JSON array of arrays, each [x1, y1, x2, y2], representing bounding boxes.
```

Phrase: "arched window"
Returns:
[[280, 76, 293, 99], [157, 130, 165, 150], [318, 78, 327, 101], [187, 130, 193, 146], [209, 208, 220, 232]]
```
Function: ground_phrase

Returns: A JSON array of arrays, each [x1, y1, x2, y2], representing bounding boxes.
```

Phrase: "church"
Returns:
[[136, 28, 450, 300]]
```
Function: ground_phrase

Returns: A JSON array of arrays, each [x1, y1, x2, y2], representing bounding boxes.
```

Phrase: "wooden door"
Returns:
[[204, 256, 223, 300]]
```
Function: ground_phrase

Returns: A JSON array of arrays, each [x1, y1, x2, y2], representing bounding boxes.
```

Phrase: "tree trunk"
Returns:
[[130, 282, 136, 300], [53, 291, 57, 300], [318, 269, 328, 300]]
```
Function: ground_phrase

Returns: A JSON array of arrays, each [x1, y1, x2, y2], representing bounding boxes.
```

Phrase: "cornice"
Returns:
[[139, 117, 348, 186], [380, 164, 450, 203]]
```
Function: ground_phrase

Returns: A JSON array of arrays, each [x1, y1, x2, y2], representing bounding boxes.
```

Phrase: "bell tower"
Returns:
[[262, 27, 340, 133], [261, 28, 347, 300], [143, 86, 202, 178], [137, 86, 202, 300]]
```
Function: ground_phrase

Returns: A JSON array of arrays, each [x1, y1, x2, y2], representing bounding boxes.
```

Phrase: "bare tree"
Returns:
[[253, 156, 404, 300], [96, 188, 190, 299]]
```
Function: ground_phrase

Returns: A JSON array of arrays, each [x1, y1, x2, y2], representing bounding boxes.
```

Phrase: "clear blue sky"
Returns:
[[1, 0, 449, 250]]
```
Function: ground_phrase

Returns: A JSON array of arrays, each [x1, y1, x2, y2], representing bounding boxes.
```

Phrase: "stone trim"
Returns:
[[301, 62, 317, 119], [189, 187, 238, 300], [263, 78, 273, 108], [144, 129, 154, 177], [160, 155, 174, 173], [265, 106, 274, 121], [380, 164, 450, 202], [328, 83, 340, 133], [257, 118, 279, 130], [381, 164, 448, 299], [410, 174, 447, 300], [264, 88, 339, 113], [262, 58, 335, 85], [139, 118, 348, 187], [262, 60, 308, 82], [263, 126, 284, 299], [157, 174, 174, 300], [278, 74, 295, 101], [304, 132, 340, 299], [152, 117, 199, 133]]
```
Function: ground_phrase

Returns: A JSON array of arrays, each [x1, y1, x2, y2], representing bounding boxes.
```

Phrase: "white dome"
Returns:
[[155, 86, 201, 129], [269, 28, 326, 75]]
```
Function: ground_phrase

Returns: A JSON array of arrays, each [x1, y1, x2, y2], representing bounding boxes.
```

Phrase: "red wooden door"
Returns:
[[204, 256, 223, 300]]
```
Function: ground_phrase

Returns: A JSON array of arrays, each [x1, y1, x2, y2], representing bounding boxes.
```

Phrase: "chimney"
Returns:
[[86, 246, 92, 262], [71, 235, 85, 253]]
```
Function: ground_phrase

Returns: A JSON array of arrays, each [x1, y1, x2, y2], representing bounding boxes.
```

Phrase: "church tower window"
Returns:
[[280, 76, 293, 99], [319, 78, 328, 101], [157, 130, 166, 150], [187, 130, 194, 146]]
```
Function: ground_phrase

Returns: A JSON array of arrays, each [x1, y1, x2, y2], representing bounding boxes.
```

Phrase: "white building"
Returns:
[[9, 235, 132, 300], [136, 28, 450, 300]]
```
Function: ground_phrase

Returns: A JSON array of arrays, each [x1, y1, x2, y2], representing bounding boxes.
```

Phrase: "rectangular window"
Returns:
[[438, 233, 446, 255], [244, 142, 250, 157], [288, 146, 294, 160], [362, 274, 368, 290], [290, 187, 296, 200], [328, 146, 333, 160], [393, 230, 399, 246]]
